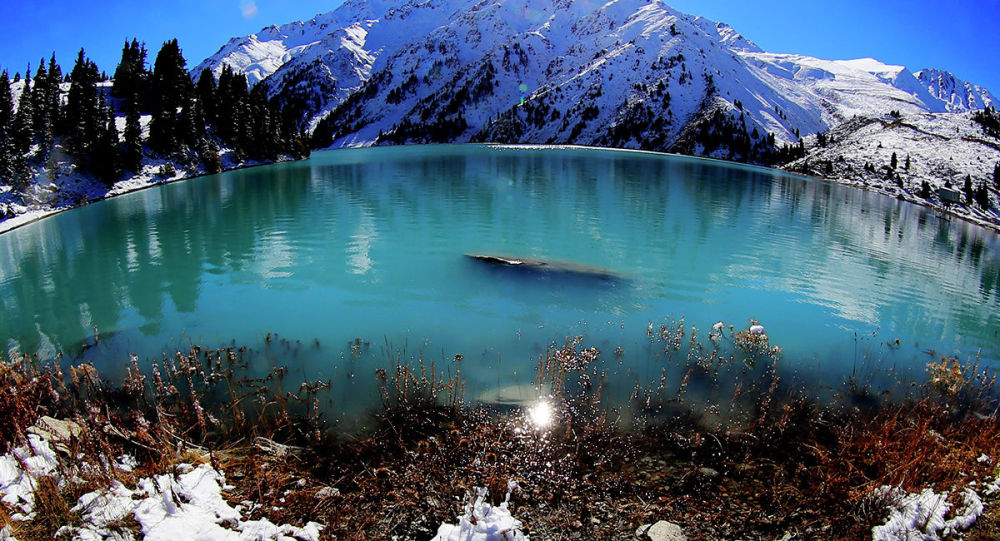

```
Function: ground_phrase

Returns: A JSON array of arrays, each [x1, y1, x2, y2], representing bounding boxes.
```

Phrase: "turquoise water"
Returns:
[[1, 145, 998, 420]]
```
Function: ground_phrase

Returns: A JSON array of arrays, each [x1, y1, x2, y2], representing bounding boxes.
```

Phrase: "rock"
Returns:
[[636, 520, 687, 541], [27, 416, 83, 455], [315, 486, 340, 499], [749, 324, 766, 336], [254, 436, 304, 457], [698, 467, 720, 478]]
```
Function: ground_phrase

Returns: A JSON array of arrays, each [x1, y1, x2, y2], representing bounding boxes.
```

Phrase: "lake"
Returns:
[[1, 145, 998, 423]]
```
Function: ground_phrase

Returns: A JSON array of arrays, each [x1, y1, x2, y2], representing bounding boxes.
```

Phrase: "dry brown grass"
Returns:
[[1, 335, 998, 540]]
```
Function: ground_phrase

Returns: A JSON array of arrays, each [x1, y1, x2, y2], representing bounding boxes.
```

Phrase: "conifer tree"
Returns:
[[95, 96, 122, 184], [30, 58, 54, 155], [963, 174, 974, 204], [196, 68, 217, 125], [124, 93, 143, 172], [994, 162, 1000, 189], [975, 182, 991, 209], [890, 151, 897, 170], [112, 39, 149, 111], [0, 71, 15, 183], [46, 54, 62, 129], [905, 154, 910, 171], [65, 48, 102, 163], [10, 89, 35, 190], [148, 39, 192, 154], [919, 181, 931, 199]]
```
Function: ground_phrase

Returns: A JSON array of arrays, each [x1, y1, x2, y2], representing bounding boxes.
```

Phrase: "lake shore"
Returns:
[[3, 143, 998, 238], [2, 339, 999, 540]]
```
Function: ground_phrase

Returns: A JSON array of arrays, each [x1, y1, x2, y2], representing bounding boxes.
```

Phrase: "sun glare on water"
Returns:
[[527, 400, 555, 429]]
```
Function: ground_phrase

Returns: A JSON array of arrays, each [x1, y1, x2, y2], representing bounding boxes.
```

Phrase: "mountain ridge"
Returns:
[[190, 0, 999, 223]]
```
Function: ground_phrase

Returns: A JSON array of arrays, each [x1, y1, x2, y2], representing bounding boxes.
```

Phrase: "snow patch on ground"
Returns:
[[872, 486, 984, 540], [0, 434, 60, 520], [0, 525, 18, 541], [60, 463, 323, 541], [0, 431, 322, 541], [432, 481, 528, 541]]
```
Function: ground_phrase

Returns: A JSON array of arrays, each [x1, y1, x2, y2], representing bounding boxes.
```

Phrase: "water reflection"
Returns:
[[0, 145, 997, 416]]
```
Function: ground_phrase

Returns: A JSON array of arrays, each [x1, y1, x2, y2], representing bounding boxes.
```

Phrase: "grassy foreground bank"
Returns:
[[1, 333, 999, 540]]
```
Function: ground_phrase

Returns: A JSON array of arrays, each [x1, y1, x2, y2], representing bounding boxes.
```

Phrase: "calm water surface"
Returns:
[[1, 145, 998, 420]]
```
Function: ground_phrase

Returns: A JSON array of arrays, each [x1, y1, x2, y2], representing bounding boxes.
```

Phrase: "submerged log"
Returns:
[[465, 254, 623, 281]]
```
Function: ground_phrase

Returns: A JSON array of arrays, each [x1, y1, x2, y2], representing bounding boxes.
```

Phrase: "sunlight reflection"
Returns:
[[527, 400, 554, 429]]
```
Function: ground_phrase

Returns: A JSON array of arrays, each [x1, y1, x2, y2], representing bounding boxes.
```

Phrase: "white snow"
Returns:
[[432, 481, 528, 541], [0, 434, 60, 520], [872, 486, 984, 541], [0, 430, 322, 541], [0, 525, 18, 541], [60, 463, 324, 541]]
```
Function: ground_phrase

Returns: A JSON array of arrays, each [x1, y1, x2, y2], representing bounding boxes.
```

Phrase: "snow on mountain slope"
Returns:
[[916, 68, 997, 113], [785, 111, 1000, 227], [193, 0, 997, 159]]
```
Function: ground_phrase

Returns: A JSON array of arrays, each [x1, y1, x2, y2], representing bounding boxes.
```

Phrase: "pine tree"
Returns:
[[994, 162, 1000, 189], [905, 154, 911, 171], [975, 182, 991, 209], [65, 48, 102, 164], [124, 93, 143, 172], [963, 174, 974, 204], [919, 181, 931, 199], [10, 87, 35, 190], [46, 54, 62, 132], [196, 68, 217, 125], [0, 71, 15, 184], [112, 39, 149, 111], [890, 151, 897, 170], [95, 96, 122, 185], [148, 39, 193, 154], [30, 58, 54, 156]]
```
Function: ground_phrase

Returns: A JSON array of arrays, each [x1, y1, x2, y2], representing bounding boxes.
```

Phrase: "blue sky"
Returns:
[[1, 0, 997, 94]]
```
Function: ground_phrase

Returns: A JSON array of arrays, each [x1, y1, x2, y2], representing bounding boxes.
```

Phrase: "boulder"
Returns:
[[27, 416, 83, 455], [636, 520, 687, 541]]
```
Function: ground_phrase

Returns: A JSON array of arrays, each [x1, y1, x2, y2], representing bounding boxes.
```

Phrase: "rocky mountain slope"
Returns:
[[193, 0, 999, 224]]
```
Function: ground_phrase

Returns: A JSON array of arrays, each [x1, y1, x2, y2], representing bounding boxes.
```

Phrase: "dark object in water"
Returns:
[[465, 254, 623, 281]]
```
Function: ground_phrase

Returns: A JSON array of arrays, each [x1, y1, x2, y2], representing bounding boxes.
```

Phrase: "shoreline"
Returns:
[[0, 155, 305, 236], [3, 143, 998, 238], [1, 339, 999, 539]]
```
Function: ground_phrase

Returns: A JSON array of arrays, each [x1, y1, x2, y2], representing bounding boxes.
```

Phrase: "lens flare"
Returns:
[[527, 400, 554, 429]]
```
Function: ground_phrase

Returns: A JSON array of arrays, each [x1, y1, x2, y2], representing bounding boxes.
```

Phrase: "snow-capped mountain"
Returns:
[[193, 0, 996, 160], [915, 68, 997, 113]]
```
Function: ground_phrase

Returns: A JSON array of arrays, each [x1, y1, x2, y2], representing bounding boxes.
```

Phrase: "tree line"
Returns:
[[0, 38, 308, 194]]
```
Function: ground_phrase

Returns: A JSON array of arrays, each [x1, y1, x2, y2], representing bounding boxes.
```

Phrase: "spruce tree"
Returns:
[[112, 39, 149, 111], [919, 181, 931, 199], [46, 54, 62, 132], [975, 182, 991, 209], [196, 68, 217, 125], [95, 96, 122, 184], [65, 48, 102, 163], [30, 58, 54, 156], [994, 162, 1000, 189], [905, 154, 910, 171], [124, 93, 143, 172], [148, 39, 192, 154], [890, 151, 897, 170], [0, 71, 15, 184], [10, 90, 35, 190], [964, 174, 974, 204]]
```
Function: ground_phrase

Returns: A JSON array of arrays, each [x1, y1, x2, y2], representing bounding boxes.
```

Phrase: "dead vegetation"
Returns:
[[0, 328, 998, 540]]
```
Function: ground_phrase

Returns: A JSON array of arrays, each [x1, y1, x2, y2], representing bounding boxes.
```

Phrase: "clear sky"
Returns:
[[1, 0, 997, 95]]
